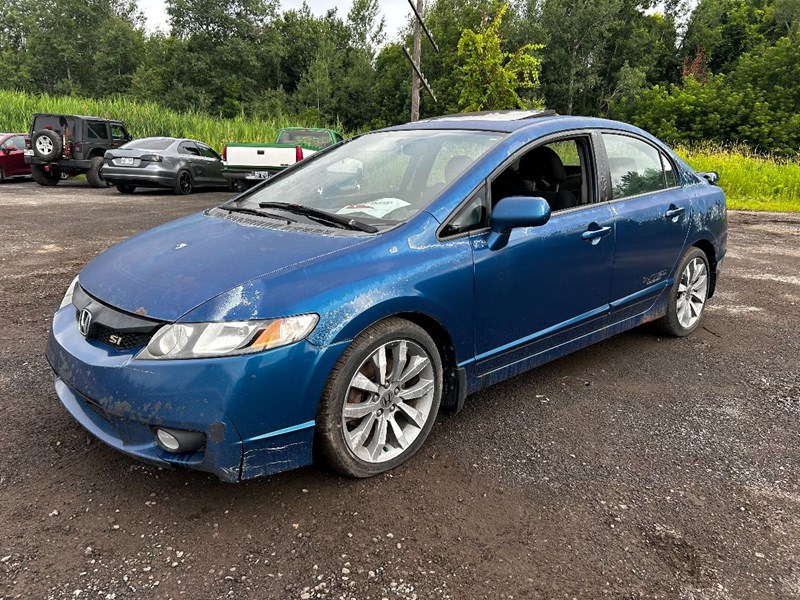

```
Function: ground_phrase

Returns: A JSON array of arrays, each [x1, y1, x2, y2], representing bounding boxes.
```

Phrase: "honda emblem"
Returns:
[[78, 308, 92, 337]]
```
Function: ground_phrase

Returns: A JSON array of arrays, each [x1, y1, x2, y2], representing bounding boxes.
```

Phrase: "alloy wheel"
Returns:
[[179, 171, 192, 193], [676, 257, 708, 329], [342, 339, 435, 464]]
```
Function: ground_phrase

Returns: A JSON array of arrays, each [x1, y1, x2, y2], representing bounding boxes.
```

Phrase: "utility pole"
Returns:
[[410, 0, 423, 122], [405, 0, 438, 121]]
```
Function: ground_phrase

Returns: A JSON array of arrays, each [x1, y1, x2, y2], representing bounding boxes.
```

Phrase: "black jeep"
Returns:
[[25, 114, 131, 187]]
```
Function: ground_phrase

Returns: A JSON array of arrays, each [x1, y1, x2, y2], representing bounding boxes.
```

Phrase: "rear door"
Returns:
[[600, 132, 691, 322], [179, 141, 205, 183], [85, 121, 110, 158], [196, 142, 225, 185]]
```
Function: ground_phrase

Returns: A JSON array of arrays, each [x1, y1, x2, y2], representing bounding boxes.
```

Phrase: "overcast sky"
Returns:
[[136, 0, 410, 41]]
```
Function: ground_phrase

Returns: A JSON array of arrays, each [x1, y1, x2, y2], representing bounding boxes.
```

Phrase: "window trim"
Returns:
[[597, 130, 682, 205]]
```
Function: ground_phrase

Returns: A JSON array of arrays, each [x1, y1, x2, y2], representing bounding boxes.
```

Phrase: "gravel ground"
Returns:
[[0, 179, 798, 599]]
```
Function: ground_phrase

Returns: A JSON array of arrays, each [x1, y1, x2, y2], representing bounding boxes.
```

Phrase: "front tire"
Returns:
[[657, 247, 710, 337], [173, 170, 193, 195], [31, 164, 60, 186], [315, 318, 443, 478], [86, 157, 108, 188]]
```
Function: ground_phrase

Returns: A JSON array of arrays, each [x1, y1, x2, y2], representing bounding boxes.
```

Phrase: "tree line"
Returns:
[[0, 0, 798, 153]]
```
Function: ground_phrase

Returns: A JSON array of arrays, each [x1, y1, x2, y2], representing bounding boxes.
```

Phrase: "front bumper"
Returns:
[[102, 164, 176, 188], [46, 304, 347, 481]]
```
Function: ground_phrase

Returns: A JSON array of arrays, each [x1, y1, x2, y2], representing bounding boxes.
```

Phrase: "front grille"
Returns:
[[72, 285, 163, 351], [92, 324, 154, 350]]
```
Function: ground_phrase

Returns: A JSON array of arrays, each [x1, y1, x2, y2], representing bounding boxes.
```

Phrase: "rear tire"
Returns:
[[657, 247, 710, 337], [173, 170, 193, 195], [86, 156, 107, 188], [115, 183, 136, 194], [31, 164, 60, 186], [315, 318, 443, 478]]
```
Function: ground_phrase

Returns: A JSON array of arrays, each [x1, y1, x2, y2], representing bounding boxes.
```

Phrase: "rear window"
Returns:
[[32, 116, 77, 133], [123, 138, 173, 151], [277, 129, 335, 148]]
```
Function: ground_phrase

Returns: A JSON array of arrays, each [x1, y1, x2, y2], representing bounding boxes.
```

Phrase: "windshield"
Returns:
[[277, 129, 335, 148], [235, 130, 504, 226], [123, 138, 174, 150]]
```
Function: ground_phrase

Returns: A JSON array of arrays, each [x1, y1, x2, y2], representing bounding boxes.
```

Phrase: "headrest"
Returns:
[[444, 155, 473, 183], [519, 146, 566, 183]]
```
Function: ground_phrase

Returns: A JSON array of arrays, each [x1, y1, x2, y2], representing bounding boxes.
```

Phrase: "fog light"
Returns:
[[154, 427, 205, 453]]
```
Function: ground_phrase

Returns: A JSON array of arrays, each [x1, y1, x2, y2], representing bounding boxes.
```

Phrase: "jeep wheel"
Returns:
[[86, 157, 109, 188], [31, 165, 60, 186], [31, 130, 62, 161]]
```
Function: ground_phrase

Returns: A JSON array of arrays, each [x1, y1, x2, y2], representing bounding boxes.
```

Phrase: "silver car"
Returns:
[[103, 137, 230, 195]]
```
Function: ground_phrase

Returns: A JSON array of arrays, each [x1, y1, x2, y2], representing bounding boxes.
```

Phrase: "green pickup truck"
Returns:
[[222, 127, 342, 190]]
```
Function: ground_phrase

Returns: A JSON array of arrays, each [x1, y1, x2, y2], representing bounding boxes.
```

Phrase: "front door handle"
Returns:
[[581, 225, 612, 243], [665, 206, 685, 220]]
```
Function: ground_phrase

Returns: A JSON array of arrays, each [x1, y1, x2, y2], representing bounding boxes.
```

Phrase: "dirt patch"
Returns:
[[0, 183, 798, 599]]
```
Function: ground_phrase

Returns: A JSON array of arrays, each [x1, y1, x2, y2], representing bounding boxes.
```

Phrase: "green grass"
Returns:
[[2, 90, 798, 212], [677, 144, 800, 212], [0, 90, 333, 152]]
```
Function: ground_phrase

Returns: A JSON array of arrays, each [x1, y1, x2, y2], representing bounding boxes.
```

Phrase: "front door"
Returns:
[[472, 203, 616, 378]]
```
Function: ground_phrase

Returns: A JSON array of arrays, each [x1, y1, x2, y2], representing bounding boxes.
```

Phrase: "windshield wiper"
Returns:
[[258, 202, 378, 233], [223, 205, 296, 224]]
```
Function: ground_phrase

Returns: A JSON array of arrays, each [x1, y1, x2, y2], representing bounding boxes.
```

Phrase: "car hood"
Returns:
[[78, 211, 369, 321]]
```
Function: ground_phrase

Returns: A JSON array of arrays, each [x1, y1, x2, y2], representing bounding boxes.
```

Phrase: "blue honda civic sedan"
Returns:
[[46, 111, 727, 481]]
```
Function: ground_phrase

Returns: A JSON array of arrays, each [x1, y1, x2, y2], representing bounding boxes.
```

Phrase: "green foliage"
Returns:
[[613, 37, 800, 155], [677, 144, 800, 212], [1, 0, 799, 161], [456, 4, 544, 111]]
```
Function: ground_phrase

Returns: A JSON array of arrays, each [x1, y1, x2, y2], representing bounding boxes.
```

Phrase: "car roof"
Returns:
[[384, 112, 645, 136], [33, 113, 124, 124]]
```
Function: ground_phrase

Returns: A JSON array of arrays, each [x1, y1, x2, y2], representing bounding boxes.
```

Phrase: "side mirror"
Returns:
[[699, 171, 719, 185], [487, 196, 551, 251], [1, 148, 10, 155]]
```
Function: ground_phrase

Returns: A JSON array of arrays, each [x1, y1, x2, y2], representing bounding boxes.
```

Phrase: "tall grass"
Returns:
[[1, 90, 798, 211], [676, 144, 800, 212], [0, 90, 327, 150]]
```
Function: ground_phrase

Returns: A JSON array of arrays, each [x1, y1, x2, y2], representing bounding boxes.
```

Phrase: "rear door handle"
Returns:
[[665, 206, 685, 220], [581, 225, 612, 242]]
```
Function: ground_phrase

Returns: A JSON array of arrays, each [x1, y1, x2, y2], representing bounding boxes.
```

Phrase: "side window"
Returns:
[[662, 153, 677, 187], [197, 144, 220, 160], [110, 125, 127, 141], [87, 122, 108, 140], [0, 138, 12, 150], [12, 136, 26, 149], [491, 136, 590, 211], [441, 185, 488, 238], [602, 133, 667, 199], [180, 142, 200, 156]]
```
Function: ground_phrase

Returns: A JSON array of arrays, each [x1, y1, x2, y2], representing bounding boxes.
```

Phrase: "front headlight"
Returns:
[[59, 276, 79, 310], [136, 314, 319, 360]]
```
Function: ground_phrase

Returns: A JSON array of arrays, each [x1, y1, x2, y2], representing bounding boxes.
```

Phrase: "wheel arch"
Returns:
[[327, 307, 465, 414], [691, 237, 718, 298]]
